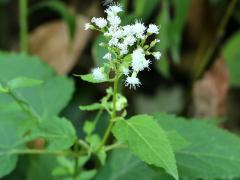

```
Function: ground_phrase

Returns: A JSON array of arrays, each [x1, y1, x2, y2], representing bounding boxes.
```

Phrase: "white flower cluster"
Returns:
[[85, 4, 161, 89]]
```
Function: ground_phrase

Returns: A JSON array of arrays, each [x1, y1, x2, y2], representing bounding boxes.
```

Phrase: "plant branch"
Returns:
[[96, 73, 119, 153], [19, 0, 28, 53], [193, 0, 237, 80]]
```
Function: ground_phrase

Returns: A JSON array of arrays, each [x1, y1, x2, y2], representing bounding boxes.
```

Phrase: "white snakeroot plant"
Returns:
[[84, 3, 161, 89]]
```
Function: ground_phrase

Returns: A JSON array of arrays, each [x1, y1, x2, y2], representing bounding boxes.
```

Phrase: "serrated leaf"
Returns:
[[7, 77, 43, 90], [30, 117, 77, 151], [155, 113, 240, 179], [112, 115, 178, 180], [80, 103, 102, 111], [223, 31, 240, 87], [80, 74, 109, 83]]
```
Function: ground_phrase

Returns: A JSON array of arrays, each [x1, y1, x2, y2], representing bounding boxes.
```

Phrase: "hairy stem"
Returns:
[[96, 74, 119, 153], [193, 0, 237, 80], [19, 0, 28, 53]]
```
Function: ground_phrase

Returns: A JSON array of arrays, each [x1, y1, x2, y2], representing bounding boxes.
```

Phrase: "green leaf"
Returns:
[[80, 103, 102, 111], [155, 113, 240, 179], [17, 76, 74, 118], [80, 74, 109, 83], [166, 131, 189, 152], [7, 77, 43, 90], [0, 120, 24, 177], [0, 52, 54, 81], [0, 82, 8, 93], [223, 31, 240, 87], [112, 115, 178, 180], [83, 121, 95, 135], [30, 117, 76, 151], [30, 1, 76, 40], [96, 149, 157, 180]]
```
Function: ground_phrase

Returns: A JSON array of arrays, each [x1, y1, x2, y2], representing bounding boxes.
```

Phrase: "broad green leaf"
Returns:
[[0, 120, 24, 177], [166, 131, 189, 152], [30, 1, 76, 40], [96, 149, 157, 180], [16, 76, 74, 118], [7, 77, 43, 90], [112, 115, 178, 180], [80, 74, 109, 83], [223, 31, 240, 87], [80, 103, 102, 111], [30, 117, 76, 151], [155, 113, 240, 179], [0, 52, 54, 81]]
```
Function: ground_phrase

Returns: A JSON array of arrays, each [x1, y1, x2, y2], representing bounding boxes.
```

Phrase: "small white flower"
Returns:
[[84, 23, 92, 30], [131, 48, 149, 72], [147, 24, 159, 34], [125, 76, 141, 89], [91, 17, 107, 29], [109, 37, 119, 46], [153, 52, 161, 60], [123, 25, 134, 36], [121, 67, 130, 75], [107, 15, 121, 27], [105, 4, 123, 15], [92, 67, 106, 81], [103, 53, 112, 61], [133, 21, 146, 38], [118, 43, 128, 55], [123, 35, 136, 46]]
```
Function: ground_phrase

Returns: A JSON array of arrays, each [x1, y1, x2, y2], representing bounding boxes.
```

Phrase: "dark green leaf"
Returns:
[[112, 115, 178, 180], [155, 113, 240, 179]]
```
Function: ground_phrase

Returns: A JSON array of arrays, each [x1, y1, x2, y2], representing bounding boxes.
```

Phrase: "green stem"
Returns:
[[193, 0, 237, 80], [19, 0, 28, 53], [73, 141, 80, 179], [96, 74, 119, 153], [9, 149, 78, 156]]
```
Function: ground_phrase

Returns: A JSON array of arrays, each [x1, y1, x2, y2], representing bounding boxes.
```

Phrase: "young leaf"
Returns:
[[112, 115, 178, 180], [155, 113, 240, 179], [80, 74, 109, 83], [7, 77, 43, 90]]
